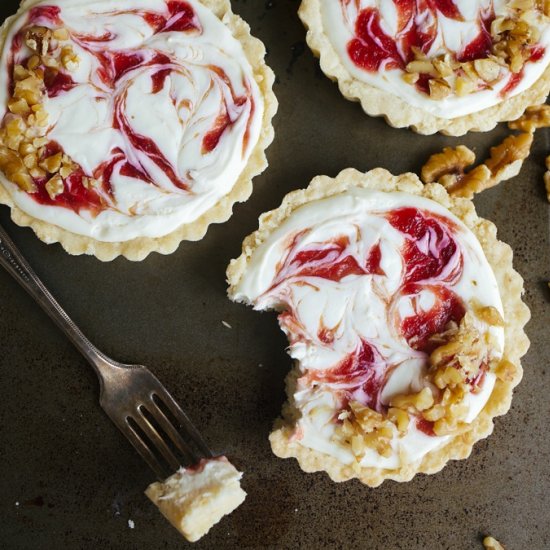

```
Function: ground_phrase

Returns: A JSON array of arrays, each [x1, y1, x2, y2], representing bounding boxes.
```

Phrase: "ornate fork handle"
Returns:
[[0, 224, 118, 382]]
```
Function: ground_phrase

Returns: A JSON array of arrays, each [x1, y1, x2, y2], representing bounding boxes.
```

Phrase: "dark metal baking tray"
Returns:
[[1, 1, 549, 548]]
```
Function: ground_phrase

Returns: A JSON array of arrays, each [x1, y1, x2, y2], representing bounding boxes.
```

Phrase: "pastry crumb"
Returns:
[[222, 321, 232, 329], [145, 457, 246, 543], [483, 535, 505, 550], [128, 519, 135, 529]]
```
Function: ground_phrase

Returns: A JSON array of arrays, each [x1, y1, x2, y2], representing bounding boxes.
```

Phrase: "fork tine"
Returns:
[[118, 417, 168, 480], [153, 391, 213, 458], [146, 398, 201, 465], [132, 407, 181, 473]]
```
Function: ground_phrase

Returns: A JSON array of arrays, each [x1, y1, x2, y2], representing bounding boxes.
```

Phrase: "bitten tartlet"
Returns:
[[227, 168, 529, 486], [0, 0, 276, 260], [299, 0, 550, 135]]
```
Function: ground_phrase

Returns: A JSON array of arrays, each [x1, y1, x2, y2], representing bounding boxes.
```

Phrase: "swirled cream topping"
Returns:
[[232, 189, 505, 469], [320, 0, 550, 118], [0, 0, 263, 241]]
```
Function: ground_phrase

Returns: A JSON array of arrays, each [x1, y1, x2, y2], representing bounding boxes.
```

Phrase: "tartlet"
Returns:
[[299, 0, 550, 135], [227, 168, 529, 486], [0, 0, 277, 260]]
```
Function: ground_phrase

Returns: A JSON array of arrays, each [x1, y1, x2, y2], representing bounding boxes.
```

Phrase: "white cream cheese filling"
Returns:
[[233, 189, 504, 469], [0, 0, 264, 241], [319, 0, 550, 119]]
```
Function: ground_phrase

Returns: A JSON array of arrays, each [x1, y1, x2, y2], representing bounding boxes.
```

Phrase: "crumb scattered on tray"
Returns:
[[222, 321, 232, 329], [483, 535, 505, 550], [128, 519, 135, 529]]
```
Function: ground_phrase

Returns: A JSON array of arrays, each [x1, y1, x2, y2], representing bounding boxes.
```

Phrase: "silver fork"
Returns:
[[0, 224, 213, 480]]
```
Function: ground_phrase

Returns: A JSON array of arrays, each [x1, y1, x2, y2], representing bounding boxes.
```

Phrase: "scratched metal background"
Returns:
[[0, 1, 549, 549]]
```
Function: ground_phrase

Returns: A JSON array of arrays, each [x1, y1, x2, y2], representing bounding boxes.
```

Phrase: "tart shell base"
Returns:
[[227, 167, 530, 486], [0, 0, 277, 261], [299, 0, 550, 136]]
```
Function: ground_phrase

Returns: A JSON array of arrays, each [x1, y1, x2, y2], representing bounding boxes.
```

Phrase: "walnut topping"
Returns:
[[421, 145, 476, 184], [428, 78, 451, 100], [401, 2, 547, 99], [25, 26, 52, 56], [472, 304, 505, 327], [339, 402, 394, 459], [53, 27, 70, 41], [39, 152, 62, 174], [333, 300, 506, 457], [473, 58, 501, 82], [508, 104, 550, 132], [45, 173, 64, 199], [0, 25, 84, 195], [60, 45, 79, 71]]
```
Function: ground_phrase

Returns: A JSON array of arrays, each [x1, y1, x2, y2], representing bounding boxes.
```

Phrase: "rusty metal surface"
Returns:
[[0, 1, 549, 548]]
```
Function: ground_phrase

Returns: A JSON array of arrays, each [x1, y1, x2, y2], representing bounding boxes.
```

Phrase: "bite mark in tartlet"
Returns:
[[227, 168, 529, 486], [0, 0, 277, 260], [299, 0, 550, 135]]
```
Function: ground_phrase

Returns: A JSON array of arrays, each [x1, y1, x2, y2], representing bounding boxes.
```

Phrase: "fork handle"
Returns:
[[0, 224, 115, 381]]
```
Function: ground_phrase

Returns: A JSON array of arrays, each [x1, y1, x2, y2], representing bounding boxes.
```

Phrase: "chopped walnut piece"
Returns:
[[13, 64, 29, 81], [8, 98, 30, 115], [387, 408, 409, 433], [53, 27, 70, 41], [402, 72, 419, 85], [483, 536, 506, 550], [45, 174, 64, 199], [0, 147, 36, 192], [429, 79, 451, 100], [40, 152, 62, 174], [455, 75, 476, 96], [474, 58, 501, 82], [471, 303, 505, 327], [445, 165, 493, 199], [430, 132, 534, 199], [430, 313, 486, 382], [433, 57, 453, 77], [508, 104, 550, 132], [25, 26, 51, 56], [60, 45, 79, 71], [406, 59, 437, 76], [390, 387, 434, 412], [485, 132, 533, 182], [421, 145, 475, 184], [338, 402, 395, 459]]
